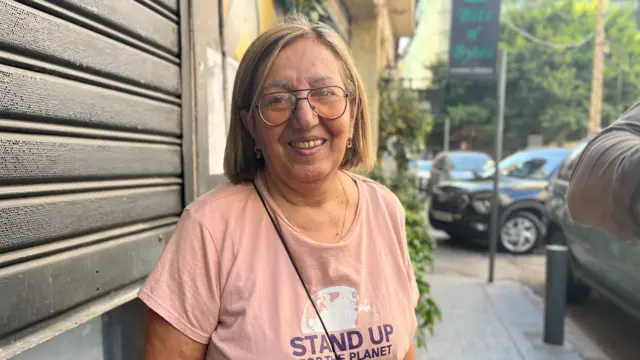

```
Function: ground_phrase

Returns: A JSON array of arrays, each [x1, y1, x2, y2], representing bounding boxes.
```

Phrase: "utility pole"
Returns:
[[444, 118, 450, 152], [587, 0, 606, 135]]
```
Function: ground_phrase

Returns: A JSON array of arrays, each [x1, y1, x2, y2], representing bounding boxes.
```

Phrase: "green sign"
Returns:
[[448, 0, 501, 80]]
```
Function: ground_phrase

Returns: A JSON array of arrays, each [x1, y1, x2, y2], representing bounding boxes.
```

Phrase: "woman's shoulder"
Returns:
[[184, 181, 257, 223], [349, 173, 403, 209]]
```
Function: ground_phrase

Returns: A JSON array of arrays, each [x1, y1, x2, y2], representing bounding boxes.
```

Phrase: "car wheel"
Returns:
[[499, 211, 544, 255]]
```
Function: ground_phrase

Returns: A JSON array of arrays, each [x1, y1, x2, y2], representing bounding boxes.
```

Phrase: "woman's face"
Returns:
[[244, 37, 356, 185]]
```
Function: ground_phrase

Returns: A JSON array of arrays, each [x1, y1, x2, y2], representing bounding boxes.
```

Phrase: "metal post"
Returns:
[[488, 49, 507, 284], [440, 79, 449, 152], [587, 0, 606, 135], [444, 117, 450, 152], [616, 59, 623, 115], [544, 244, 569, 346]]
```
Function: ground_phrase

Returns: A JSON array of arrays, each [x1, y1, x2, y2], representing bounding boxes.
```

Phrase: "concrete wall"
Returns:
[[347, 0, 411, 156], [351, 19, 382, 152], [402, 0, 452, 90]]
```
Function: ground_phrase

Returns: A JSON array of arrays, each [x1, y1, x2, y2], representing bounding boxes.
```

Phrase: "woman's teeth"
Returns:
[[289, 139, 325, 149]]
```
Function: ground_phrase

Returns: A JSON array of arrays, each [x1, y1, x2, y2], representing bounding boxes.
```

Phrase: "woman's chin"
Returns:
[[287, 163, 336, 184]]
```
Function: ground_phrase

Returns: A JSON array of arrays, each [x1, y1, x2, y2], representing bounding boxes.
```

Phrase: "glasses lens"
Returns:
[[259, 92, 296, 125], [308, 86, 348, 120]]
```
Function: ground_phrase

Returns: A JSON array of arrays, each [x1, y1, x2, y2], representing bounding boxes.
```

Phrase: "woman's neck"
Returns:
[[262, 170, 345, 209]]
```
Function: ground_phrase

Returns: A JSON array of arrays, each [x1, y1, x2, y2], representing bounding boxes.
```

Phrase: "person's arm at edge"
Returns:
[[567, 103, 640, 240], [139, 209, 221, 359], [404, 344, 416, 360], [143, 309, 207, 360]]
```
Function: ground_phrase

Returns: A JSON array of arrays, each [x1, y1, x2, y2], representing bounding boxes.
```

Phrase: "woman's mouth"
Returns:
[[289, 139, 326, 149], [288, 139, 327, 156]]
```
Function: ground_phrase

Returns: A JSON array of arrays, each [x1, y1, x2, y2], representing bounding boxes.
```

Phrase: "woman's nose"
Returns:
[[290, 98, 319, 130]]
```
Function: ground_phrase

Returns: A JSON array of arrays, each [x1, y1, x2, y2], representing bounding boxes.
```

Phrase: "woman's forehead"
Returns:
[[263, 39, 344, 89]]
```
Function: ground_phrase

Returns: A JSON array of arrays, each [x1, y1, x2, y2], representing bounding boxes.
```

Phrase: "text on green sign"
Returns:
[[453, 45, 494, 63], [456, 8, 492, 23]]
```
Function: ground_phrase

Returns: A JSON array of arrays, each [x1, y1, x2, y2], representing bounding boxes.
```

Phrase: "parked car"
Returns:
[[546, 138, 640, 317], [424, 151, 493, 194], [413, 160, 433, 190], [429, 147, 571, 254]]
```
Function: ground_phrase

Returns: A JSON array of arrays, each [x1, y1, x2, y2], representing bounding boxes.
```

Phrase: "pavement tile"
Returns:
[[414, 275, 606, 360]]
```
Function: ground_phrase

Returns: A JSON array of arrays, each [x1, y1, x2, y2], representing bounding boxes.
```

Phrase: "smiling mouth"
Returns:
[[289, 139, 327, 149]]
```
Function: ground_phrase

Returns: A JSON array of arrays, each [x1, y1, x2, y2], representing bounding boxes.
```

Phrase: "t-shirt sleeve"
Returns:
[[138, 209, 221, 344], [567, 105, 640, 240]]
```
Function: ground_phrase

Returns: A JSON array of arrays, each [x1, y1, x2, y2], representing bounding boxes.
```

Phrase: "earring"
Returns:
[[254, 146, 262, 159], [346, 138, 353, 148]]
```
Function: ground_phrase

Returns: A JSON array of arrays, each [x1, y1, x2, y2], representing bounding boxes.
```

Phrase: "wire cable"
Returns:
[[500, 1, 611, 50]]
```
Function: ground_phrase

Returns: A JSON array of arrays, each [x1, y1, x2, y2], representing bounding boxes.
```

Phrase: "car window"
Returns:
[[481, 149, 570, 180], [557, 141, 588, 181], [418, 162, 432, 171], [449, 154, 491, 171]]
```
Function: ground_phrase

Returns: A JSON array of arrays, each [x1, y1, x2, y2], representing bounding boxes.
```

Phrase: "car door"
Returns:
[[602, 230, 640, 316]]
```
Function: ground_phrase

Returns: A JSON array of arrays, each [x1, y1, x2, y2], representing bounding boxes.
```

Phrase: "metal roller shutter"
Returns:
[[0, 0, 189, 348]]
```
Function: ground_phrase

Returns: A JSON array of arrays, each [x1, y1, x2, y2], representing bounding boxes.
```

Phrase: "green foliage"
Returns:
[[281, 0, 329, 22], [368, 79, 441, 347], [428, 0, 640, 154]]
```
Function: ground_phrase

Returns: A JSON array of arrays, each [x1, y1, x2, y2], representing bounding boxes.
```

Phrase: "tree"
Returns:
[[281, 0, 330, 22], [427, 0, 640, 154], [368, 78, 440, 347]]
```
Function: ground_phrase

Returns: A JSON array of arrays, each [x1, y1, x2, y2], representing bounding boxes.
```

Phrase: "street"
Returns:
[[429, 229, 640, 360]]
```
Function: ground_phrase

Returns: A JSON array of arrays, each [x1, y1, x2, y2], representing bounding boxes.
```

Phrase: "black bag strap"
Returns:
[[252, 180, 339, 359]]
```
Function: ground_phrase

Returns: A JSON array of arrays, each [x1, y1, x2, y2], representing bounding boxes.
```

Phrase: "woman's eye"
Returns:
[[269, 96, 288, 104], [318, 89, 336, 97]]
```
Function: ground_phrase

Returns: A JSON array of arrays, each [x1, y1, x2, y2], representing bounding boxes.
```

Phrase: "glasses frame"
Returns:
[[255, 86, 351, 126]]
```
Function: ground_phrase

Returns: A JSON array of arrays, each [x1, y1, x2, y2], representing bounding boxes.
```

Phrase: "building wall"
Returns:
[[401, 0, 452, 90]]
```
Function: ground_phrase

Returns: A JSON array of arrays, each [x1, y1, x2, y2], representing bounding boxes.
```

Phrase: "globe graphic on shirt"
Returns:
[[300, 285, 372, 334]]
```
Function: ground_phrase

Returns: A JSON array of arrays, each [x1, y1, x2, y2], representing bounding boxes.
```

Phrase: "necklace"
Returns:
[[263, 172, 350, 242], [336, 175, 350, 239]]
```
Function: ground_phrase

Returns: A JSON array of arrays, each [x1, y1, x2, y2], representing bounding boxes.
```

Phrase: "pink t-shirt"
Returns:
[[139, 172, 419, 360]]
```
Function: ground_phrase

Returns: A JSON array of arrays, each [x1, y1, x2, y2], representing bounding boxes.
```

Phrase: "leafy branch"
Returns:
[[368, 79, 441, 346], [281, 0, 329, 22]]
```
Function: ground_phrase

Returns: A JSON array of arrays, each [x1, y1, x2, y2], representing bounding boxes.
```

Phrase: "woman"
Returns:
[[139, 15, 419, 360]]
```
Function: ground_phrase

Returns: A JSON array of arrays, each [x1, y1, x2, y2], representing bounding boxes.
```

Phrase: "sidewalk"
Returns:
[[415, 275, 610, 360]]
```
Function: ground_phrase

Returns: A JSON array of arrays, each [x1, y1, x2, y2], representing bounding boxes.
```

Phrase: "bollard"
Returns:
[[544, 244, 569, 346]]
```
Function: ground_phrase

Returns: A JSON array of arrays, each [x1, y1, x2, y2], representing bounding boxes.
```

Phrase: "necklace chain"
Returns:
[[263, 173, 350, 241]]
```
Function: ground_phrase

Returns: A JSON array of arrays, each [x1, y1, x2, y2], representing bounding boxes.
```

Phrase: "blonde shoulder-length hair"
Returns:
[[223, 15, 374, 184]]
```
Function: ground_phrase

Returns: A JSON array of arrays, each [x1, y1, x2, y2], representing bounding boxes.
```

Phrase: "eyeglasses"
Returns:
[[256, 86, 350, 126]]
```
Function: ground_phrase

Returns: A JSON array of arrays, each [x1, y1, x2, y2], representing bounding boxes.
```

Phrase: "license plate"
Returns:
[[432, 210, 454, 222]]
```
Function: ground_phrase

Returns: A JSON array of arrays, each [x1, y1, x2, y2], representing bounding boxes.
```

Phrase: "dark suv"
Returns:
[[546, 139, 640, 316], [429, 147, 570, 254]]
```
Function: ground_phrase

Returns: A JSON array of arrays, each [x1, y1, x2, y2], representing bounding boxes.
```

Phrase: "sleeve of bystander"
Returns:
[[567, 101, 640, 240]]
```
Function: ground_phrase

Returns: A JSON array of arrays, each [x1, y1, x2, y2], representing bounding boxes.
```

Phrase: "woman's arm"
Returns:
[[403, 344, 416, 360], [143, 309, 207, 360]]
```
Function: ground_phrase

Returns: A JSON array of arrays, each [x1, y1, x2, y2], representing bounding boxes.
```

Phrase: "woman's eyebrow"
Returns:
[[263, 76, 334, 91], [309, 75, 333, 84], [263, 80, 292, 91]]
